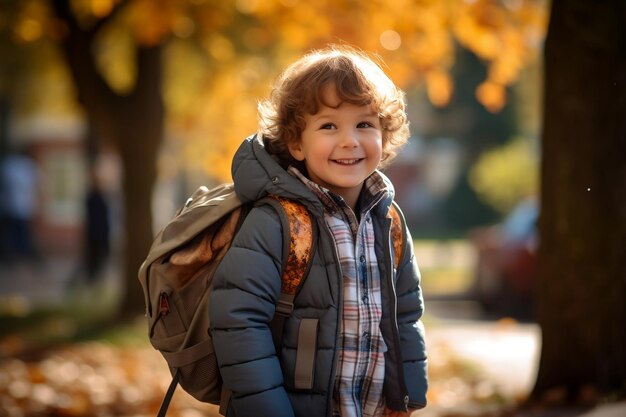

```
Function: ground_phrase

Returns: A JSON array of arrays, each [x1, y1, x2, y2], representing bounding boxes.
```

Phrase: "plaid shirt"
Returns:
[[289, 167, 389, 417]]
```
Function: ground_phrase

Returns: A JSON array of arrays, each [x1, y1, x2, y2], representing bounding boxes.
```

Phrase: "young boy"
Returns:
[[210, 45, 427, 417]]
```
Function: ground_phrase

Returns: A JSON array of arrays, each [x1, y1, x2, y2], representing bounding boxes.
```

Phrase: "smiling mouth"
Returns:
[[332, 158, 364, 165]]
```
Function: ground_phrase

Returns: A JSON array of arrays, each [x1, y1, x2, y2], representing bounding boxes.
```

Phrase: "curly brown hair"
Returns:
[[258, 45, 410, 169]]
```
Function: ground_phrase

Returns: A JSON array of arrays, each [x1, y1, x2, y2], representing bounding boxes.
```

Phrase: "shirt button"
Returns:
[[359, 254, 366, 263], [362, 295, 369, 304]]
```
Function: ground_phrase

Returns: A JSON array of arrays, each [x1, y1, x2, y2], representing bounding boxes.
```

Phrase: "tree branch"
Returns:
[[50, 0, 122, 110]]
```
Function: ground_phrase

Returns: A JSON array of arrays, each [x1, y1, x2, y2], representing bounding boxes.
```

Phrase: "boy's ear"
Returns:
[[288, 141, 305, 161]]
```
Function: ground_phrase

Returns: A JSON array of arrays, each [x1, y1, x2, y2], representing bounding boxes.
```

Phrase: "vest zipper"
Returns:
[[384, 217, 410, 410], [325, 223, 344, 417]]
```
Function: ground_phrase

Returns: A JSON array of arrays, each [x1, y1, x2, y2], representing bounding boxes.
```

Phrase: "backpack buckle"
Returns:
[[275, 299, 294, 316]]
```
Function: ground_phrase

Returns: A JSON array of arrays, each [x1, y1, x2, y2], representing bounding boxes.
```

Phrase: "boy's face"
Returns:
[[288, 85, 383, 206]]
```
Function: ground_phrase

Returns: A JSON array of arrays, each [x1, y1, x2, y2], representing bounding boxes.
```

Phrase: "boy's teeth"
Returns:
[[334, 159, 359, 165]]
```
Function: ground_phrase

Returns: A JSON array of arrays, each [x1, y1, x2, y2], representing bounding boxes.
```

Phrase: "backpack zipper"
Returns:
[[159, 292, 170, 316]]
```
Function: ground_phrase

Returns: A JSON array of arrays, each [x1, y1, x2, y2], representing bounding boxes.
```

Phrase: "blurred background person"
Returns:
[[84, 169, 111, 283], [0, 147, 40, 265]]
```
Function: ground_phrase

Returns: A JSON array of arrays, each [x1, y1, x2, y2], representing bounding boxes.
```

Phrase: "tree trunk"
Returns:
[[533, 0, 626, 402], [115, 46, 163, 316], [51, 1, 164, 318]]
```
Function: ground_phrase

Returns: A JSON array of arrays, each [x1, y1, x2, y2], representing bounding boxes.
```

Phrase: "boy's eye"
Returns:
[[320, 123, 336, 130], [357, 121, 374, 128]]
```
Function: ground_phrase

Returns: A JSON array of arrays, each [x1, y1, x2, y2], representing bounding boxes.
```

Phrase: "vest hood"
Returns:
[[231, 134, 324, 214]]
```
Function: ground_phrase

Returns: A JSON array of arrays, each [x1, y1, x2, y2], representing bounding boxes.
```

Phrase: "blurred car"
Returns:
[[468, 198, 538, 316]]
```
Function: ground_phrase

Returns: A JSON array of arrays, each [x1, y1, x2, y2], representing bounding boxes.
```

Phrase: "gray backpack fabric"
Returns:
[[138, 183, 314, 416]]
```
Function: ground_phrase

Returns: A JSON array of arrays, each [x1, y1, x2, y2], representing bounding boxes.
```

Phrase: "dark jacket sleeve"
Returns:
[[395, 227, 428, 409], [209, 205, 295, 417]]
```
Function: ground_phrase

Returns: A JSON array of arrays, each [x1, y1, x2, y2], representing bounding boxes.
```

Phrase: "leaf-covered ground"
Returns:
[[0, 331, 521, 417]]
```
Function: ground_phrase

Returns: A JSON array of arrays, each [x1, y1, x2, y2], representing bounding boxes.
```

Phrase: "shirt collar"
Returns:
[[287, 166, 390, 217]]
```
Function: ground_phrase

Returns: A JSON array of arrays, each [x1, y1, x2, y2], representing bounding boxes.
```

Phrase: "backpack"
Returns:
[[138, 182, 406, 416], [138, 183, 315, 416]]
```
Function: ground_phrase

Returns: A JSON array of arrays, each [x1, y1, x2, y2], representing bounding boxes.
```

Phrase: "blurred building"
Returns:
[[6, 116, 120, 257]]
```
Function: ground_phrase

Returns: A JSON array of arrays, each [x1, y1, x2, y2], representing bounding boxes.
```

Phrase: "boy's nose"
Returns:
[[339, 129, 359, 147]]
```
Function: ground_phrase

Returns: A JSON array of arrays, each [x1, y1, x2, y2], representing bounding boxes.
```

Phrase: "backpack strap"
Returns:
[[388, 202, 405, 270], [157, 369, 181, 417], [258, 196, 315, 341], [270, 196, 318, 390], [274, 196, 315, 313], [259, 196, 315, 312]]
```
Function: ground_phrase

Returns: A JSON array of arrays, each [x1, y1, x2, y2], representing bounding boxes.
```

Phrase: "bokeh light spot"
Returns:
[[380, 30, 401, 51]]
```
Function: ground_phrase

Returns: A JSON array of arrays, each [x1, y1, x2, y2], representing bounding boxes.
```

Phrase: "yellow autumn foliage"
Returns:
[[469, 137, 538, 214], [6, 0, 549, 180]]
